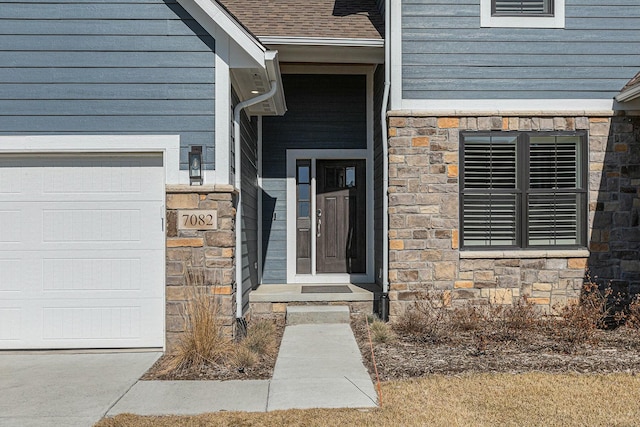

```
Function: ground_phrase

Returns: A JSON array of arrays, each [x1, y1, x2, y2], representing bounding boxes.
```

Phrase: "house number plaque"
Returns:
[[177, 210, 217, 230]]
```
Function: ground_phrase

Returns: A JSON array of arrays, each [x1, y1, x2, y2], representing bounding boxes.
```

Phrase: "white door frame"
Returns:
[[286, 149, 374, 284]]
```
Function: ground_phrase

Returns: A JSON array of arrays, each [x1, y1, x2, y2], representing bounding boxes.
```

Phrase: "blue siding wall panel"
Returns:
[[402, 0, 640, 100], [261, 74, 368, 284], [234, 88, 260, 316], [0, 0, 216, 169]]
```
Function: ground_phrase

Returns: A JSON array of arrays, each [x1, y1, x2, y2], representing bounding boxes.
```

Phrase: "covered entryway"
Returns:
[[261, 71, 375, 285], [0, 154, 165, 349]]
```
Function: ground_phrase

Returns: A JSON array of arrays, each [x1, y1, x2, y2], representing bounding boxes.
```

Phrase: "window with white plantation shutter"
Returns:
[[493, 0, 553, 16], [460, 132, 587, 249]]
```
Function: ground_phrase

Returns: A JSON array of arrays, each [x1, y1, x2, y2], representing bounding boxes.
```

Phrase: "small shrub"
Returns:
[[488, 296, 540, 343], [617, 295, 640, 329], [549, 281, 611, 352], [449, 304, 485, 332], [629, 296, 640, 329], [368, 318, 395, 344], [393, 290, 453, 344]]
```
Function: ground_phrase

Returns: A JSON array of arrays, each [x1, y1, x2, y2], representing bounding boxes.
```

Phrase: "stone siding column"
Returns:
[[165, 185, 237, 350]]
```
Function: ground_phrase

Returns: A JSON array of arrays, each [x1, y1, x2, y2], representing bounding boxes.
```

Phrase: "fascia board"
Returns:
[[177, 0, 266, 67], [616, 85, 640, 103], [265, 51, 287, 115], [259, 36, 384, 48]]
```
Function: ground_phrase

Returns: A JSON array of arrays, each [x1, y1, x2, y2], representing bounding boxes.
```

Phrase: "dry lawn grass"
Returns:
[[97, 373, 640, 427]]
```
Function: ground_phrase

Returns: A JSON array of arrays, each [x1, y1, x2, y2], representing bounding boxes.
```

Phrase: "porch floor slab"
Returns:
[[250, 283, 379, 302]]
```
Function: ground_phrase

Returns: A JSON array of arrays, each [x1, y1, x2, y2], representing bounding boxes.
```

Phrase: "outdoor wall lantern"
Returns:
[[189, 146, 202, 184]]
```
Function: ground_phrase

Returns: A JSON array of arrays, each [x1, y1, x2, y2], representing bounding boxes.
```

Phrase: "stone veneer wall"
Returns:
[[386, 113, 640, 318], [165, 185, 237, 350], [588, 116, 640, 298]]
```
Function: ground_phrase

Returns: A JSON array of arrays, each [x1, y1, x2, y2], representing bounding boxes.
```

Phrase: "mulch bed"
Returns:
[[352, 318, 640, 381], [141, 317, 285, 381], [141, 312, 640, 382]]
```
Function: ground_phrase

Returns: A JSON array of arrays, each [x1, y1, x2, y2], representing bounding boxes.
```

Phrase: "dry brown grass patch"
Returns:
[[97, 373, 640, 426]]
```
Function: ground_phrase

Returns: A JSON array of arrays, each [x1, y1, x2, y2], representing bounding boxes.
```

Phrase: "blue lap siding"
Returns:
[[402, 0, 640, 100], [0, 0, 216, 168]]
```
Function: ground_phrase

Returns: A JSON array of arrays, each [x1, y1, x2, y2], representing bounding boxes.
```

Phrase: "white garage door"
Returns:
[[0, 154, 165, 349]]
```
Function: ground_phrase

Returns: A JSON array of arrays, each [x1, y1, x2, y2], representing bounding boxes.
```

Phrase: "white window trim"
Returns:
[[481, 0, 565, 28]]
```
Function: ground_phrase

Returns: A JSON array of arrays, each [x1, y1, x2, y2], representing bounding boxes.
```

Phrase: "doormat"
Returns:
[[301, 285, 352, 294]]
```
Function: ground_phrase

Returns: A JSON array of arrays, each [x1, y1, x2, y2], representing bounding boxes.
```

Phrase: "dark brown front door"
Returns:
[[316, 160, 366, 274]]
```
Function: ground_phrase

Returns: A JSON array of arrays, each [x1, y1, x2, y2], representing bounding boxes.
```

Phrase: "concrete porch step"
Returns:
[[286, 305, 350, 325]]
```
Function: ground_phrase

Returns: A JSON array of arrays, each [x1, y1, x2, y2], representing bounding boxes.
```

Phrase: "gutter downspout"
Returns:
[[380, 0, 391, 321], [233, 80, 279, 322]]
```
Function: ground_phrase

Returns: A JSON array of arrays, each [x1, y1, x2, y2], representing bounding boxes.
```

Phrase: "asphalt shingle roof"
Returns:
[[218, 0, 384, 40]]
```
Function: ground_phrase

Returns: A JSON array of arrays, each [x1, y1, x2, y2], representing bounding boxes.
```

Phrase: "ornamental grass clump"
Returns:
[[369, 318, 395, 344], [165, 268, 231, 373]]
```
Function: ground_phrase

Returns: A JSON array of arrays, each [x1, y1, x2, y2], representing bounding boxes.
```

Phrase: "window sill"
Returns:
[[459, 249, 590, 259]]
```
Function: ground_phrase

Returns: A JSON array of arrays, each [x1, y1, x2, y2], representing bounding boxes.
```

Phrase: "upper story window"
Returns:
[[481, 0, 565, 28], [493, 1, 553, 16], [460, 131, 587, 250]]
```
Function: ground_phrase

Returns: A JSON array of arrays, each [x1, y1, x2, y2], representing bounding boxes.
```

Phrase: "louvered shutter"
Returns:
[[462, 136, 519, 247], [527, 136, 583, 246], [493, 0, 552, 15]]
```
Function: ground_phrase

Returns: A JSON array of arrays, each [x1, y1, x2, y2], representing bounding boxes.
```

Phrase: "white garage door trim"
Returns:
[[0, 135, 180, 350]]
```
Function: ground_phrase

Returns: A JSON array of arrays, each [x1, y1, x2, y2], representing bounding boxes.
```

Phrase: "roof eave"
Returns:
[[177, 0, 285, 115], [177, 0, 266, 66], [264, 51, 287, 116], [258, 36, 384, 48], [616, 84, 640, 103]]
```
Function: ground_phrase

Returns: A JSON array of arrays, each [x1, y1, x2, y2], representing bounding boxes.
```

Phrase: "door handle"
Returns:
[[316, 209, 322, 237]]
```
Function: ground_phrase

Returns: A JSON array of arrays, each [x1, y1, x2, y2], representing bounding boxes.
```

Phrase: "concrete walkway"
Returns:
[[109, 314, 378, 416], [267, 323, 378, 410]]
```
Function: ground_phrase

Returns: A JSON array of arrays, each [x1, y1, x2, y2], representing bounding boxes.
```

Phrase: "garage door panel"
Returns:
[[40, 202, 163, 248], [0, 153, 165, 349], [2, 296, 164, 349], [0, 306, 22, 342], [0, 250, 163, 299], [0, 201, 163, 250], [0, 209, 22, 243], [0, 155, 163, 202], [0, 258, 21, 292], [41, 251, 164, 296]]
